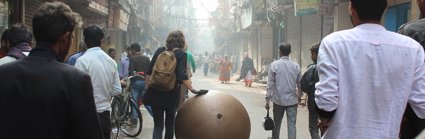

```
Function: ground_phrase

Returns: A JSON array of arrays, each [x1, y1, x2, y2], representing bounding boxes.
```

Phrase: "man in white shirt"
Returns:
[[315, 0, 425, 138], [75, 26, 121, 139], [265, 43, 302, 139]]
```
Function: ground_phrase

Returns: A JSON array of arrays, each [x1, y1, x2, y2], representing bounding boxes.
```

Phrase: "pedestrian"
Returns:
[[145, 30, 206, 139], [314, 0, 425, 138], [237, 52, 255, 87], [265, 43, 302, 139], [203, 52, 210, 76], [0, 2, 103, 139], [66, 42, 87, 66], [108, 47, 116, 60], [178, 49, 196, 110], [119, 46, 131, 79], [0, 29, 9, 58], [128, 43, 153, 120], [75, 25, 122, 139], [219, 55, 232, 84], [300, 43, 320, 139], [398, 1, 425, 137], [0, 23, 32, 65]]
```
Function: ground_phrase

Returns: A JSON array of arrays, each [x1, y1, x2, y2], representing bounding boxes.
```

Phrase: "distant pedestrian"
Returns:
[[219, 56, 232, 83], [314, 0, 425, 138], [237, 52, 255, 87], [75, 26, 122, 139], [300, 43, 320, 139], [265, 43, 302, 139], [178, 49, 196, 109], [0, 2, 103, 139], [108, 47, 116, 60], [119, 46, 131, 79], [398, 0, 425, 137], [203, 52, 210, 76], [0, 23, 32, 65], [66, 42, 87, 66]]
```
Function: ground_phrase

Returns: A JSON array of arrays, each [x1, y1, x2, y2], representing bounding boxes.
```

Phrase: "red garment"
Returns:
[[0, 50, 6, 58]]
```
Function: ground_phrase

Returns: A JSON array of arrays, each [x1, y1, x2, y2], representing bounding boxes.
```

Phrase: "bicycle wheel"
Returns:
[[110, 97, 122, 139], [120, 99, 143, 137]]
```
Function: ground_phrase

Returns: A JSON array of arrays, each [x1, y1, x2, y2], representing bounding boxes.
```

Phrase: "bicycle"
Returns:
[[111, 72, 144, 138]]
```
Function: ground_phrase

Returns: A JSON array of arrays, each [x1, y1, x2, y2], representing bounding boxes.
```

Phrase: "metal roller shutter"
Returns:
[[301, 14, 321, 71], [285, 9, 301, 65], [24, 0, 43, 28]]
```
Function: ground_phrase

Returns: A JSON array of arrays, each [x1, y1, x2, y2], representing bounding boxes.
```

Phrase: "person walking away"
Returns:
[[145, 30, 206, 139], [0, 2, 103, 138], [203, 52, 210, 76], [314, 0, 425, 138], [219, 56, 232, 84], [265, 43, 302, 139], [300, 43, 320, 139], [237, 52, 255, 87], [66, 42, 87, 66], [75, 26, 122, 139], [0, 23, 32, 65], [119, 46, 131, 79], [398, 0, 425, 138], [128, 43, 153, 121], [178, 49, 196, 110]]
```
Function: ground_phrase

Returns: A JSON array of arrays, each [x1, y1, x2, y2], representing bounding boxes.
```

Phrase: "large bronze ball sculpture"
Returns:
[[175, 90, 251, 139]]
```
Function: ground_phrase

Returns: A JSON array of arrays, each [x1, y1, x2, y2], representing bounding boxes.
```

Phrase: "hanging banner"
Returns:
[[294, 0, 320, 16]]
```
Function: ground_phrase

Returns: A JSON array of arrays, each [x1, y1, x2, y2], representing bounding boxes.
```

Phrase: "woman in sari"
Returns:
[[219, 56, 232, 83]]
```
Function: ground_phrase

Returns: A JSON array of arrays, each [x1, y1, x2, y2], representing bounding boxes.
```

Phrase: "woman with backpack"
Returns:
[[145, 30, 206, 139]]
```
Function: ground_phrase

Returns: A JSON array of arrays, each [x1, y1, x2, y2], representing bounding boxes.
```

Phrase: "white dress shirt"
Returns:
[[75, 47, 121, 112], [266, 56, 302, 106], [315, 24, 425, 139]]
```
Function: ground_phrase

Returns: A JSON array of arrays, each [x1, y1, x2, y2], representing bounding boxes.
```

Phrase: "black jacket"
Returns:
[[0, 43, 103, 139]]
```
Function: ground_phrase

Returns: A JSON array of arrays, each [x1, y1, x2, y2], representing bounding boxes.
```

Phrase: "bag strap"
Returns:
[[266, 109, 270, 117]]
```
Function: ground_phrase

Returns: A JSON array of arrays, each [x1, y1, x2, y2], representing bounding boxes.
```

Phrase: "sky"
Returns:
[[190, 0, 218, 53], [192, 0, 218, 28]]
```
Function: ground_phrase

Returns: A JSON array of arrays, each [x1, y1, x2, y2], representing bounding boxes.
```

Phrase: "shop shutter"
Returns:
[[301, 14, 321, 71], [286, 9, 301, 66], [24, 0, 43, 28]]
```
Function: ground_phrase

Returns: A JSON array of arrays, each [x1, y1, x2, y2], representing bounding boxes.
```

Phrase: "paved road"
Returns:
[[115, 71, 311, 139]]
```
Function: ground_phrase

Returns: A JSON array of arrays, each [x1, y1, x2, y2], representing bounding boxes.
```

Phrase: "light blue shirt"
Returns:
[[266, 56, 302, 106], [75, 47, 121, 112]]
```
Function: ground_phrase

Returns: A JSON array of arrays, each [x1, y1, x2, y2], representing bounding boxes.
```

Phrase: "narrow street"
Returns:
[[120, 71, 311, 139]]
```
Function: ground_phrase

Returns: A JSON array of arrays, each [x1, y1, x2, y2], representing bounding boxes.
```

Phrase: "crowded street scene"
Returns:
[[1, 0, 425, 139]]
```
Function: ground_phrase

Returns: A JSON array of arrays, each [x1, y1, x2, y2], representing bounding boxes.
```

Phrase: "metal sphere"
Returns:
[[175, 90, 251, 139]]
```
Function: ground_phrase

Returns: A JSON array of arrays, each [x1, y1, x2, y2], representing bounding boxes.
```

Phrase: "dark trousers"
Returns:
[[98, 111, 111, 139], [152, 106, 177, 139]]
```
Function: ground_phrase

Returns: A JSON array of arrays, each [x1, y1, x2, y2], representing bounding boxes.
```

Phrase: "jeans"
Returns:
[[98, 111, 111, 139], [272, 104, 297, 139], [152, 106, 177, 139], [203, 64, 209, 76], [131, 79, 153, 117], [307, 96, 320, 139]]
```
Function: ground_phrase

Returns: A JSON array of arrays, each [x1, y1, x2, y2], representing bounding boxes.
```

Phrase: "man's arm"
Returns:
[[70, 74, 103, 139], [314, 40, 338, 119], [296, 69, 303, 102], [409, 47, 425, 118], [110, 62, 122, 96], [265, 63, 275, 109]]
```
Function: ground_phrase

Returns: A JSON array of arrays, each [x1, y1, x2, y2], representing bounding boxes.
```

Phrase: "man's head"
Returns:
[[279, 43, 291, 57], [108, 48, 116, 59], [349, 0, 387, 26], [7, 24, 33, 47], [130, 43, 142, 55], [32, 2, 80, 61], [310, 43, 320, 64], [0, 29, 10, 51], [244, 52, 249, 58], [83, 26, 104, 48]]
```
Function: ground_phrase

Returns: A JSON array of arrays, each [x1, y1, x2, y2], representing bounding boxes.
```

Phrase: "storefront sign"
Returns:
[[119, 9, 129, 31], [88, 1, 108, 16], [294, 0, 320, 16]]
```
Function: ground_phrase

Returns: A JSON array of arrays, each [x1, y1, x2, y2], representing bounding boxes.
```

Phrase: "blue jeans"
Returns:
[[203, 64, 209, 76], [272, 104, 297, 139], [131, 79, 153, 117]]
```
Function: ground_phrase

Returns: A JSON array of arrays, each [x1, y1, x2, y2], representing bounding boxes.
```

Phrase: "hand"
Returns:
[[120, 80, 127, 88], [298, 97, 302, 104], [265, 101, 270, 110], [318, 118, 331, 134]]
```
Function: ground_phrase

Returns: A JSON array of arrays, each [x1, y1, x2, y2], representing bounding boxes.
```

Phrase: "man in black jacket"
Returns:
[[0, 2, 103, 139], [398, 0, 425, 138]]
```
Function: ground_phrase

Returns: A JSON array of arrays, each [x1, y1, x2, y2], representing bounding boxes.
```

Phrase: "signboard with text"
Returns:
[[294, 0, 320, 16]]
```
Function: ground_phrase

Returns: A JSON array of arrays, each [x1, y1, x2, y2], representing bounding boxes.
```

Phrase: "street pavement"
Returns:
[[116, 71, 311, 139]]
